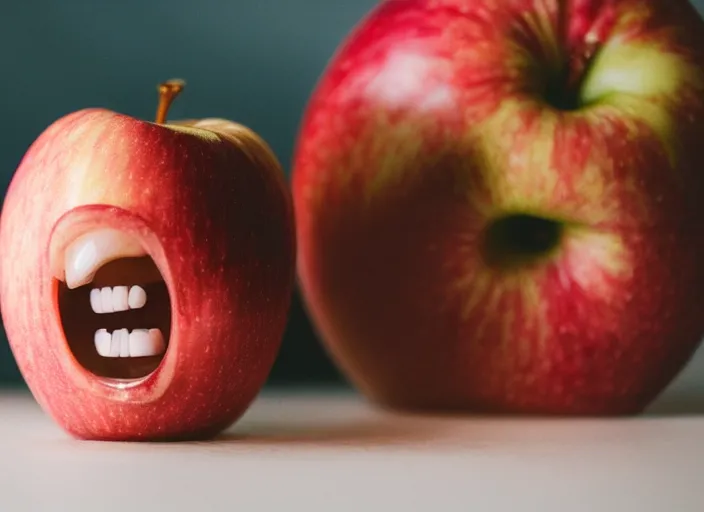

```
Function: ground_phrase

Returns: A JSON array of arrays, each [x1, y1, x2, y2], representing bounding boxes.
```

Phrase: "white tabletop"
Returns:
[[1, 381, 703, 512]]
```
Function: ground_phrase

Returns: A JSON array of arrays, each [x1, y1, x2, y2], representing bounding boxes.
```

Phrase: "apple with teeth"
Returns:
[[0, 80, 296, 440], [292, 0, 704, 415]]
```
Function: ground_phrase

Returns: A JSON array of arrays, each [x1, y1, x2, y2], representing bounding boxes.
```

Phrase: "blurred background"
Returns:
[[1, 0, 703, 400]]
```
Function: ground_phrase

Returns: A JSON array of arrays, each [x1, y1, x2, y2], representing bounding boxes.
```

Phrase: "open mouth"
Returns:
[[55, 229, 171, 380]]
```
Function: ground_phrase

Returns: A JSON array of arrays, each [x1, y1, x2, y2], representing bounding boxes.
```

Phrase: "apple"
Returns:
[[292, 0, 704, 415], [0, 80, 296, 440]]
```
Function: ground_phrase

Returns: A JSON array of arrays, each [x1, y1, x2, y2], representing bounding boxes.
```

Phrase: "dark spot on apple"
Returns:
[[57, 256, 171, 380], [481, 214, 563, 269], [543, 76, 582, 112]]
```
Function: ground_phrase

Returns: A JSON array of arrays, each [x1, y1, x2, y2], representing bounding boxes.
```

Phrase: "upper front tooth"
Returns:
[[112, 286, 129, 312], [128, 285, 147, 309], [90, 286, 148, 314], [100, 287, 113, 313], [64, 229, 147, 289], [90, 288, 103, 314]]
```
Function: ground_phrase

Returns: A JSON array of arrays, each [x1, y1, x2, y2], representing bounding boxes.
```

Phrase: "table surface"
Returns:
[[2, 385, 704, 512]]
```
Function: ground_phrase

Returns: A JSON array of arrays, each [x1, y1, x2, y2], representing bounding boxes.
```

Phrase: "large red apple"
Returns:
[[293, 0, 704, 415], [0, 80, 296, 440]]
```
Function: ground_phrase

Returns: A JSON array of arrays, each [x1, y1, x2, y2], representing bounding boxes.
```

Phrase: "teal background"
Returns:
[[1, 0, 703, 400]]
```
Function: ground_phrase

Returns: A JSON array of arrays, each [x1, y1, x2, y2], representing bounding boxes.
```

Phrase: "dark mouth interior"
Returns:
[[58, 256, 172, 380]]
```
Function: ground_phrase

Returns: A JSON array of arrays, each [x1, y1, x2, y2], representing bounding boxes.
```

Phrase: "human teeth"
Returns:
[[101, 287, 113, 313], [128, 329, 150, 357], [128, 285, 147, 309], [90, 288, 103, 314], [94, 329, 111, 357], [90, 286, 147, 314], [117, 329, 130, 357], [109, 331, 121, 357], [112, 286, 129, 312], [129, 329, 166, 357], [93, 328, 165, 358], [64, 229, 147, 289]]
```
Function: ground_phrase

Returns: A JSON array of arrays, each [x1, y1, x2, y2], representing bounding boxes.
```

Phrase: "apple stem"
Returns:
[[155, 79, 186, 124]]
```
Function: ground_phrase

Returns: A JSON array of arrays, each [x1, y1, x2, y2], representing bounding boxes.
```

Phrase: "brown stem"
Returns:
[[155, 79, 186, 124]]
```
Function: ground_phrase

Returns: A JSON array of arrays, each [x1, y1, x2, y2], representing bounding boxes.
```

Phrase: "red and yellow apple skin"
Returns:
[[293, 0, 704, 414], [0, 109, 296, 440]]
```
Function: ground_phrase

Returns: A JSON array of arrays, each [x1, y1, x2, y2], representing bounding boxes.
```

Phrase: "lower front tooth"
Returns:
[[109, 329, 123, 357], [94, 328, 166, 359], [118, 328, 130, 357], [94, 329, 111, 357], [129, 328, 165, 357]]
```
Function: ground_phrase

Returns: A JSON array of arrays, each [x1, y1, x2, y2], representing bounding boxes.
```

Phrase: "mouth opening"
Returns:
[[481, 213, 563, 269], [55, 230, 172, 380]]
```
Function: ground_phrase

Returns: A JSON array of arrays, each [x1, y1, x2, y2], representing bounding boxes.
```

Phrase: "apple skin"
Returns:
[[292, 0, 704, 415], [0, 109, 296, 440]]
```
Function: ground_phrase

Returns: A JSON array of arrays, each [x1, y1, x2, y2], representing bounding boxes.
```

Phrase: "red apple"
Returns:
[[293, 0, 704, 415], [0, 80, 296, 440]]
